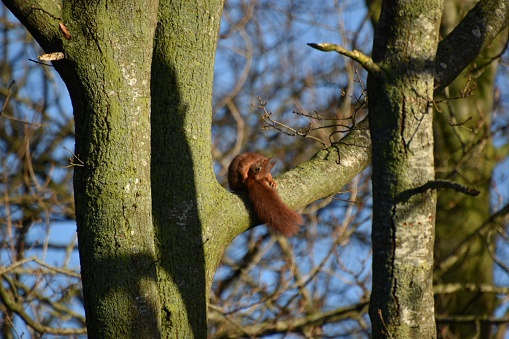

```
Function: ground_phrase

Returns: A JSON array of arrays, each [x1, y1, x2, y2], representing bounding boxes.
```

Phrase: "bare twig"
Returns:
[[0, 256, 80, 279], [28, 58, 55, 67], [61, 146, 85, 168], [0, 80, 15, 116], [254, 97, 328, 147], [419, 179, 480, 196]]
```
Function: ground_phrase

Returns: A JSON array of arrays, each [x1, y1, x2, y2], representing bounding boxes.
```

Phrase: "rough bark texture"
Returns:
[[365, 0, 509, 336], [368, 0, 443, 337], [150, 1, 226, 337], [3, 0, 161, 337], [63, 1, 161, 337]]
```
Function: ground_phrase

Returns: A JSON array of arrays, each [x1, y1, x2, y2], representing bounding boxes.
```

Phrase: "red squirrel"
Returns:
[[228, 153, 303, 237]]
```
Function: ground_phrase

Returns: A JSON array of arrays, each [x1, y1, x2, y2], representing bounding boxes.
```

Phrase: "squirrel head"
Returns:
[[248, 157, 276, 180]]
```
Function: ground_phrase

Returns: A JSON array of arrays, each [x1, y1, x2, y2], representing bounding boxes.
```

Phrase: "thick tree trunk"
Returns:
[[63, 1, 161, 337], [368, 0, 443, 337], [365, 0, 509, 336]]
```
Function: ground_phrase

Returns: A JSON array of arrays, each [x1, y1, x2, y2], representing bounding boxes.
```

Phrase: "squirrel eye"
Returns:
[[255, 166, 261, 173]]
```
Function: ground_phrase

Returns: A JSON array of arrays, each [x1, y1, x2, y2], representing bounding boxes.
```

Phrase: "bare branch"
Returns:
[[61, 146, 85, 168], [0, 80, 15, 116], [434, 0, 509, 94], [419, 179, 480, 196], [434, 283, 509, 295], [434, 203, 509, 279], [307, 42, 382, 74], [2, 0, 64, 53], [0, 281, 86, 335], [254, 97, 328, 147]]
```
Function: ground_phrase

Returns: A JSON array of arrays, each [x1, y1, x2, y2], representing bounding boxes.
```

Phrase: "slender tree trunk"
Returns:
[[150, 1, 225, 337], [365, 0, 509, 336], [368, 0, 443, 337]]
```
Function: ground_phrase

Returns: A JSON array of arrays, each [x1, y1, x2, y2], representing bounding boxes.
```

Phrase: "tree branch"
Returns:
[[398, 180, 481, 202], [307, 42, 382, 74], [434, 202, 509, 279], [276, 117, 371, 210], [434, 0, 509, 94], [0, 280, 87, 335], [434, 282, 509, 295], [210, 301, 369, 338], [435, 314, 509, 324], [2, 0, 64, 52], [309, 0, 509, 95]]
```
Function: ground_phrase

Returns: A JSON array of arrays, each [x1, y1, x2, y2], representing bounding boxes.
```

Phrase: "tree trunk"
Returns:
[[150, 1, 225, 337], [433, 1, 506, 337], [64, 1, 161, 337], [368, 0, 443, 337]]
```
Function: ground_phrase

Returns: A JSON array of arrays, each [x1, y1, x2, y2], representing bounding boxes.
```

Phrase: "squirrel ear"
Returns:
[[268, 158, 277, 170]]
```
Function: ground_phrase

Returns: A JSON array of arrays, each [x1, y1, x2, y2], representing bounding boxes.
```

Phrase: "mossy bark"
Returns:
[[9, 0, 508, 336], [62, 1, 161, 337], [150, 1, 226, 337]]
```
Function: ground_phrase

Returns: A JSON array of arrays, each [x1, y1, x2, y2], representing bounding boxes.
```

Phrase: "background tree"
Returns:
[[433, 1, 508, 337], [1, 0, 509, 338]]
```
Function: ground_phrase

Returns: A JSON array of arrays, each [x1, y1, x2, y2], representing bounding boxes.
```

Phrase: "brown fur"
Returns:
[[244, 158, 303, 237], [228, 153, 276, 191]]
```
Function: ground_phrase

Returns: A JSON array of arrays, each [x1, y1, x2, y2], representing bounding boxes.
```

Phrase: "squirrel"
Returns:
[[228, 153, 303, 237], [228, 153, 277, 191]]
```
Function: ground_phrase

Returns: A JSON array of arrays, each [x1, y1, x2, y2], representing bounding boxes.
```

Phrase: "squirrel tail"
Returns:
[[247, 178, 303, 237]]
